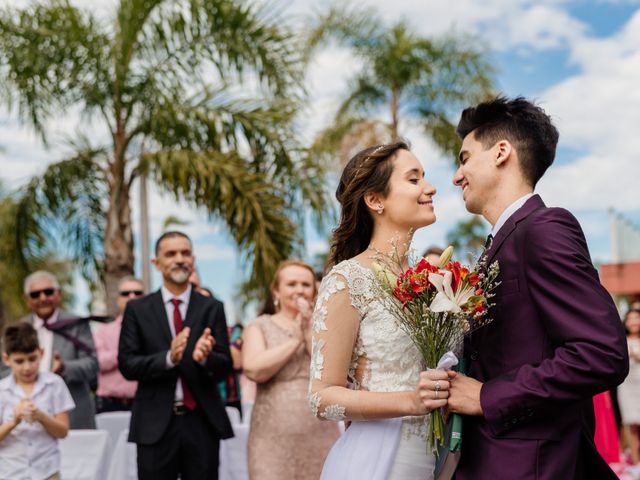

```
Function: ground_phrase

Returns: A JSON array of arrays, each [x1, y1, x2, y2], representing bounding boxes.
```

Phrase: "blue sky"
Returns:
[[1, 0, 639, 319]]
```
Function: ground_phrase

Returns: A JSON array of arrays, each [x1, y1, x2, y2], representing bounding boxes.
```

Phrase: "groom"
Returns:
[[445, 97, 628, 479]]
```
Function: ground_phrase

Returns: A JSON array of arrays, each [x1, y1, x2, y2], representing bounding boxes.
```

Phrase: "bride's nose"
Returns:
[[423, 182, 436, 196]]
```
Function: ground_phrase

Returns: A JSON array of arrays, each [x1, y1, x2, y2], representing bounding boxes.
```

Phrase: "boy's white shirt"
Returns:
[[0, 370, 75, 479]]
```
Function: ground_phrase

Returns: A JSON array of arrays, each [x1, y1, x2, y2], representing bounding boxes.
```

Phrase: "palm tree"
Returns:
[[306, 4, 495, 166], [0, 0, 328, 314], [0, 182, 74, 332]]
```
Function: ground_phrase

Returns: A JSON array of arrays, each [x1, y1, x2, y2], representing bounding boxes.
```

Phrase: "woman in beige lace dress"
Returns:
[[243, 260, 340, 479]]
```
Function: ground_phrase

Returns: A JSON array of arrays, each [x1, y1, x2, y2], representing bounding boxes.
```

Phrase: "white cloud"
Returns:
[[305, 0, 586, 52], [306, 239, 329, 257], [535, 9, 640, 214]]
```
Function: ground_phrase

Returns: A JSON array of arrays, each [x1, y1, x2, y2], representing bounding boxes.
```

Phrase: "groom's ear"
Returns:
[[494, 140, 513, 167], [363, 192, 383, 213]]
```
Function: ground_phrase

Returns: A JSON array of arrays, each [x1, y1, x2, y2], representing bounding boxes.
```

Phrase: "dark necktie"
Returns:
[[484, 233, 494, 251], [170, 299, 197, 410]]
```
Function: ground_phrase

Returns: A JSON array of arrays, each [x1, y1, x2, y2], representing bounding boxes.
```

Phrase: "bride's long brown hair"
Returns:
[[327, 141, 410, 269]]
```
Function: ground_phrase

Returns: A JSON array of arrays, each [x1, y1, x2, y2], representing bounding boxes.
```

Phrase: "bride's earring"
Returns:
[[377, 204, 384, 215]]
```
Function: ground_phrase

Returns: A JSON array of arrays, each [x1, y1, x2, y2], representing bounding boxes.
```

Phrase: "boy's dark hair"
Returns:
[[3, 322, 40, 354], [154, 230, 192, 255], [456, 96, 559, 187]]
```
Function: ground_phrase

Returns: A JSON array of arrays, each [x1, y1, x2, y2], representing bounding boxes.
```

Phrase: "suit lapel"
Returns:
[[485, 194, 546, 264], [150, 291, 173, 344], [51, 311, 69, 355], [184, 290, 202, 330]]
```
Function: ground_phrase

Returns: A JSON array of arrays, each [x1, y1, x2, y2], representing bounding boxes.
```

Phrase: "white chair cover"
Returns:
[[106, 429, 138, 480], [241, 403, 253, 423], [219, 423, 249, 480], [60, 429, 110, 480], [225, 406, 242, 425], [96, 411, 132, 449]]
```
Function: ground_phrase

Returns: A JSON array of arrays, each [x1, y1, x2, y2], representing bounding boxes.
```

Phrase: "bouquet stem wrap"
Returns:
[[428, 351, 459, 453]]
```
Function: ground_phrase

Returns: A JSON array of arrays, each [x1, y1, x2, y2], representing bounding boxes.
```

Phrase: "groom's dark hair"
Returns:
[[456, 96, 559, 187]]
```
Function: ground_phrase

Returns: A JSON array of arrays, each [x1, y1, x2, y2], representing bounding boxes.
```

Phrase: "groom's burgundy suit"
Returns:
[[456, 195, 628, 480]]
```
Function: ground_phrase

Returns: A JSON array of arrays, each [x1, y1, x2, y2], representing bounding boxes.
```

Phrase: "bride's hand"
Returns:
[[413, 370, 452, 414]]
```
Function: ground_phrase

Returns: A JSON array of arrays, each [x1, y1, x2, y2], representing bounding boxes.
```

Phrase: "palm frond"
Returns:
[[0, 0, 109, 140], [336, 73, 387, 119], [15, 146, 107, 280], [303, 1, 382, 61], [143, 149, 298, 300], [137, 86, 330, 224], [310, 116, 391, 170], [134, 0, 303, 97]]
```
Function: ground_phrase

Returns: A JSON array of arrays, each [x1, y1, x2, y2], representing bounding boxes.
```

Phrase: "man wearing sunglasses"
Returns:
[[94, 276, 145, 413], [13, 271, 98, 429]]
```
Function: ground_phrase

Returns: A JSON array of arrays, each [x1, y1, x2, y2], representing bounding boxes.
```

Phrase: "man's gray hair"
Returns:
[[23, 270, 60, 295], [117, 276, 144, 290]]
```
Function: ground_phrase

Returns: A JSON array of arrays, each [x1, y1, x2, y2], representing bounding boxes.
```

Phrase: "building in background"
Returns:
[[600, 209, 640, 310]]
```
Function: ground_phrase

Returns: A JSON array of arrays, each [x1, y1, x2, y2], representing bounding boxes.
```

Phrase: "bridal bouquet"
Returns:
[[372, 244, 500, 452]]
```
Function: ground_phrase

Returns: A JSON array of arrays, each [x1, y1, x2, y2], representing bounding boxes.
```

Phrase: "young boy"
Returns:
[[0, 322, 75, 480]]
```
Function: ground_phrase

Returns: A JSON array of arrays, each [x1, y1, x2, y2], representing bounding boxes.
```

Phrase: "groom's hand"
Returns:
[[447, 373, 484, 416]]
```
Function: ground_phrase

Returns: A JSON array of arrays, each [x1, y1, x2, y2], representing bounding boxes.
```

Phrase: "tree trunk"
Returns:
[[139, 172, 151, 292], [0, 291, 6, 339], [103, 134, 134, 316], [390, 89, 399, 139]]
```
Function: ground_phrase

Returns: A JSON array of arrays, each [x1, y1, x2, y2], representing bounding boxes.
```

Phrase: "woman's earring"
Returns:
[[377, 204, 384, 215], [274, 297, 280, 308]]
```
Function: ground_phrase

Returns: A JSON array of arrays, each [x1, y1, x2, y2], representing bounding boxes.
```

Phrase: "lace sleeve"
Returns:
[[309, 271, 361, 421]]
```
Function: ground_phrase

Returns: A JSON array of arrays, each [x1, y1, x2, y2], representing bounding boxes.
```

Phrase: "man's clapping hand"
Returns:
[[193, 328, 216, 363], [170, 327, 190, 364]]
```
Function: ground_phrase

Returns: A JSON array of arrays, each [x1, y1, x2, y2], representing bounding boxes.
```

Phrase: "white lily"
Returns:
[[428, 271, 475, 313]]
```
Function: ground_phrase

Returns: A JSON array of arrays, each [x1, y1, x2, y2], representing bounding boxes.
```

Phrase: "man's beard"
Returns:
[[169, 268, 190, 284]]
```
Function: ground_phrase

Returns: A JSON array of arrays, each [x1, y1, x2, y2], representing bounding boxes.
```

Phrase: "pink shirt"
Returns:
[[95, 315, 138, 398]]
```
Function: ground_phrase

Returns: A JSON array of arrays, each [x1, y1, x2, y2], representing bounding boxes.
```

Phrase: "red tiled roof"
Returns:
[[600, 262, 640, 295]]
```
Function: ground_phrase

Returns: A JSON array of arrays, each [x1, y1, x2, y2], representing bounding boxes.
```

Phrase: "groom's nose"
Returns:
[[453, 167, 464, 186]]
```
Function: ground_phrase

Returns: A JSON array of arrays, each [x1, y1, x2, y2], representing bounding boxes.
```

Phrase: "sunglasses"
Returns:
[[28, 288, 57, 299], [119, 290, 144, 297]]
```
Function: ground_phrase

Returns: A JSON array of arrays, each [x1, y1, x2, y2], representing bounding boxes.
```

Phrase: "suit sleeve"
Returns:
[[118, 303, 173, 381], [480, 208, 629, 430], [61, 321, 99, 385], [200, 301, 232, 382]]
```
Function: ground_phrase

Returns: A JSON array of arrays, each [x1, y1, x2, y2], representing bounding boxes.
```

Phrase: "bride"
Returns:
[[309, 141, 450, 479]]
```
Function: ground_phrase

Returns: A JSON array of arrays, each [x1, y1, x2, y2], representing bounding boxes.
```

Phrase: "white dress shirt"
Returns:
[[33, 310, 60, 373], [491, 193, 535, 237], [0, 371, 75, 479], [161, 284, 192, 402]]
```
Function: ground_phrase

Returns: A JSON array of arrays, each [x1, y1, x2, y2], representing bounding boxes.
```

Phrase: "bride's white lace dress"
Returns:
[[309, 259, 436, 479]]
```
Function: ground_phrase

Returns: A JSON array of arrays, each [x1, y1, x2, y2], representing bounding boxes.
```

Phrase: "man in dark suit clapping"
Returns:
[[118, 231, 233, 480]]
